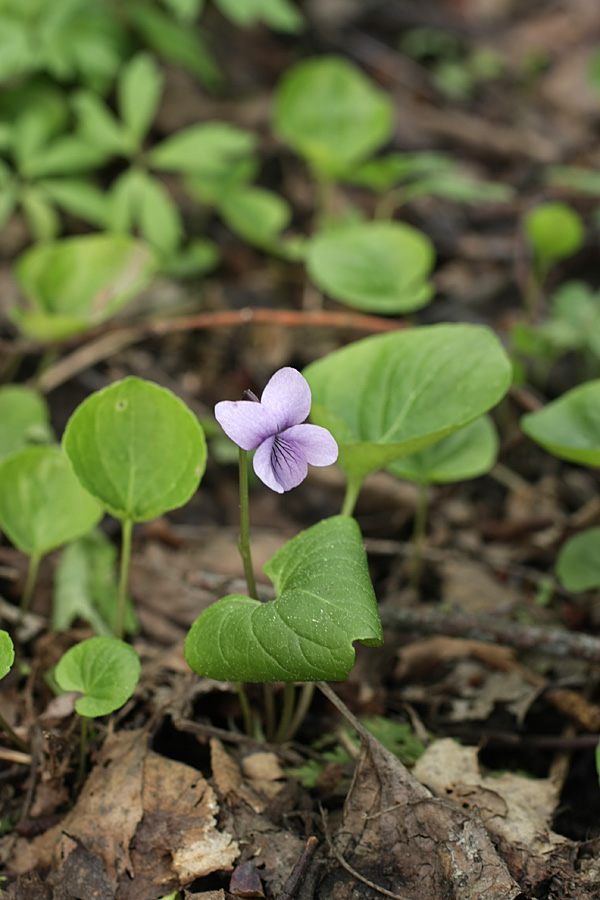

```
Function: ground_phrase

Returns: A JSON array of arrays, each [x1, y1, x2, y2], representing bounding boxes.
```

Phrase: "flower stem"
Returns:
[[116, 518, 133, 640], [238, 448, 258, 600], [21, 553, 41, 612], [235, 682, 254, 737], [263, 683, 276, 742], [0, 712, 27, 751], [341, 475, 364, 517], [274, 682, 296, 743], [409, 480, 429, 588], [281, 682, 315, 743], [77, 716, 89, 788]]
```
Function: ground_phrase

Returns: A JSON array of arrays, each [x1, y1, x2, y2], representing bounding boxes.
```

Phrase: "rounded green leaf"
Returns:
[[0, 446, 103, 557], [0, 630, 15, 681], [524, 202, 584, 272], [521, 381, 600, 466], [557, 528, 600, 592], [306, 222, 435, 314], [55, 636, 140, 718], [149, 122, 257, 177], [0, 386, 54, 460], [63, 377, 206, 522], [273, 56, 395, 177], [219, 185, 292, 251], [304, 324, 512, 483], [185, 516, 383, 682], [12, 234, 156, 340], [388, 415, 498, 484]]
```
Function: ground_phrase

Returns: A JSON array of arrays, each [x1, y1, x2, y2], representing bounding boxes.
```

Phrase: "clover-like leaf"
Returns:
[[63, 377, 206, 522], [306, 221, 434, 314], [521, 381, 600, 467], [0, 385, 54, 460], [388, 415, 498, 485], [55, 636, 140, 718], [185, 516, 383, 682], [557, 528, 600, 593], [0, 630, 15, 681], [273, 56, 394, 178], [12, 233, 156, 340], [0, 446, 103, 557], [304, 324, 511, 486]]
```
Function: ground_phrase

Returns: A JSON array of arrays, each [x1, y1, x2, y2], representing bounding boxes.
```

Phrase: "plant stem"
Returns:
[[77, 717, 89, 787], [409, 480, 429, 588], [263, 683, 276, 743], [0, 712, 27, 751], [281, 682, 315, 743], [275, 682, 296, 743], [235, 682, 254, 737], [21, 553, 41, 612], [341, 475, 363, 517], [238, 448, 258, 600], [116, 518, 133, 640]]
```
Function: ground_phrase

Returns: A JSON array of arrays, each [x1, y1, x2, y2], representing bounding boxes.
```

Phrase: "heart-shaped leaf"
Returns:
[[0, 446, 103, 557], [63, 377, 206, 522], [557, 528, 600, 592], [304, 324, 511, 487], [273, 56, 394, 178], [521, 381, 600, 467], [0, 630, 14, 681], [306, 222, 434, 314], [55, 636, 140, 718], [388, 415, 498, 484], [185, 516, 383, 683], [12, 233, 156, 340], [0, 385, 54, 460]]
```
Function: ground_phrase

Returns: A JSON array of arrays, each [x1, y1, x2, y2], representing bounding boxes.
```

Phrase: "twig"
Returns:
[[320, 805, 416, 900], [278, 836, 319, 900], [378, 605, 600, 664]]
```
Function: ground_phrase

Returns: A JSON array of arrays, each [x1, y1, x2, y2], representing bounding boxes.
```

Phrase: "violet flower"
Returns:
[[215, 367, 338, 493]]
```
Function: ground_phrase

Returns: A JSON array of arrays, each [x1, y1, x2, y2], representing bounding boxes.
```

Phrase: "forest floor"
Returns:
[[3, 1, 600, 898]]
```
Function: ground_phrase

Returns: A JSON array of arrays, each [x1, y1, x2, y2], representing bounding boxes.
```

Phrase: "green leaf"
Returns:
[[218, 185, 291, 251], [73, 90, 130, 156], [524, 202, 585, 276], [304, 324, 512, 485], [0, 19, 35, 80], [0, 446, 103, 557], [521, 381, 600, 467], [19, 136, 110, 179], [347, 152, 454, 192], [213, 0, 304, 32], [546, 166, 600, 198], [53, 530, 137, 635], [160, 0, 204, 21], [62, 377, 207, 522], [20, 187, 60, 241], [40, 178, 109, 228], [127, 3, 222, 87], [0, 180, 18, 227], [185, 516, 383, 682], [105, 168, 144, 233], [136, 171, 182, 255], [388, 415, 498, 484], [54, 636, 140, 718], [556, 528, 600, 592], [161, 237, 220, 278], [12, 233, 156, 340], [399, 171, 514, 205], [0, 630, 15, 681], [149, 122, 257, 178], [0, 386, 54, 460], [118, 53, 163, 150], [273, 56, 394, 177], [306, 222, 435, 314]]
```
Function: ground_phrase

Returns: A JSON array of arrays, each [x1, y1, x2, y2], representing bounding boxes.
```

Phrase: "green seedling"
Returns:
[[0, 630, 25, 750], [55, 636, 141, 782], [211, 0, 304, 31], [304, 324, 511, 516], [0, 385, 53, 460], [0, 446, 103, 610], [12, 233, 156, 341], [306, 221, 435, 314], [53, 530, 137, 637], [63, 377, 206, 638], [388, 416, 498, 584], [523, 202, 585, 318], [556, 528, 600, 593]]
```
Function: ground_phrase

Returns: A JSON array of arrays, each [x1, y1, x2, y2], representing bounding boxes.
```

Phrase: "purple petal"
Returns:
[[215, 400, 277, 451], [282, 424, 338, 466], [260, 368, 311, 430], [253, 434, 308, 493]]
